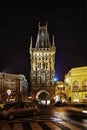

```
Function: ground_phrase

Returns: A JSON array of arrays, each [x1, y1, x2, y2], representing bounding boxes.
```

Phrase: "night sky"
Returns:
[[0, 0, 87, 88]]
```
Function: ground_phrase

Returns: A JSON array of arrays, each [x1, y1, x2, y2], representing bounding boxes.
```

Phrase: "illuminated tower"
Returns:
[[29, 22, 56, 105]]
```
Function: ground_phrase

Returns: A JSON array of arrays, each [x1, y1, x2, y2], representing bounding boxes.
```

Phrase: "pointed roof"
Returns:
[[35, 22, 51, 48]]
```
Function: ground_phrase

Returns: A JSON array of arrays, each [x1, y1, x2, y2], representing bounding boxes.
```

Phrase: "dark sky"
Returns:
[[0, 0, 87, 87]]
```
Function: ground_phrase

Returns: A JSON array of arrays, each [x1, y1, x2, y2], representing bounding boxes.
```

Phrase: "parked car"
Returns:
[[0, 102, 39, 120]]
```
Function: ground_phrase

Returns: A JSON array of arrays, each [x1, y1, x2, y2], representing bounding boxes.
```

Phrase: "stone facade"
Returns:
[[29, 23, 56, 105], [0, 72, 28, 102]]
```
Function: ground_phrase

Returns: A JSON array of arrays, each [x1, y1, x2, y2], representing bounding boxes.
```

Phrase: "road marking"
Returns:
[[30, 122, 43, 130], [60, 121, 82, 130], [1, 115, 87, 130], [0, 120, 86, 130], [0, 122, 12, 130], [13, 123, 23, 130], [68, 119, 87, 128], [45, 121, 62, 130]]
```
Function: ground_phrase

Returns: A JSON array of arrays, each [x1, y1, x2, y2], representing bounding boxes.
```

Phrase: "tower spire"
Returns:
[[36, 22, 51, 48], [30, 36, 32, 48], [52, 35, 55, 47], [46, 21, 47, 29]]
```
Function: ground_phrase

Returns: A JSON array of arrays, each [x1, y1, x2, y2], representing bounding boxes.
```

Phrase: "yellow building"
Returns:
[[0, 72, 28, 102], [64, 66, 87, 103]]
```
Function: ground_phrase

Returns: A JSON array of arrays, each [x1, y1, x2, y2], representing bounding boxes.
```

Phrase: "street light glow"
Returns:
[[54, 77, 58, 82]]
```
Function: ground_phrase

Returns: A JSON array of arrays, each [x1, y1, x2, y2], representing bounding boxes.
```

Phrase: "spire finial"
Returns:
[[52, 35, 55, 47], [53, 35, 54, 42], [46, 21, 47, 29], [30, 36, 32, 48]]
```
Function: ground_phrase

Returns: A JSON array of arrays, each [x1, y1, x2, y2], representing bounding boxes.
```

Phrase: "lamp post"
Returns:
[[54, 77, 58, 103], [7, 89, 11, 102]]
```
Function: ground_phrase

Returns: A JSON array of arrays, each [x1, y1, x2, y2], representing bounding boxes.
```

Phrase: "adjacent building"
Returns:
[[29, 23, 56, 105], [54, 81, 68, 103], [64, 66, 87, 103], [0, 72, 28, 102]]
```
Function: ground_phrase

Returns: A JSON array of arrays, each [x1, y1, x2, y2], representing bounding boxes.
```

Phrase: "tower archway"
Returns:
[[36, 90, 50, 105]]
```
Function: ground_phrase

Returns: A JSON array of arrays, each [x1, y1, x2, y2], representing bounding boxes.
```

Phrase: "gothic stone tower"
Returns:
[[29, 23, 56, 105]]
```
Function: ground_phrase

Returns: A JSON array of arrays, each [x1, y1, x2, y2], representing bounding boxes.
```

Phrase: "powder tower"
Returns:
[[29, 23, 56, 105]]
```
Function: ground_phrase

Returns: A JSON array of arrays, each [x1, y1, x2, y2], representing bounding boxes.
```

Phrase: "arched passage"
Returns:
[[36, 90, 50, 105]]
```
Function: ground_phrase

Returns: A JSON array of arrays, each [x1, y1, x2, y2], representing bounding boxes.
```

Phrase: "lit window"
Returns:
[[83, 94, 87, 99], [73, 81, 79, 90], [82, 80, 87, 90]]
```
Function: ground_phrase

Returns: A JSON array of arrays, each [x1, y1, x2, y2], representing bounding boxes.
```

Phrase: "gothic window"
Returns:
[[42, 57, 44, 60], [40, 63, 41, 68], [82, 80, 87, 90], [46, 73, 49, 79], [43, 62, 45, 68], [46, 63, 48, 69], [73, 81, 79, 91], [37, 76, 40, 84], [38, 63, 41, 68]]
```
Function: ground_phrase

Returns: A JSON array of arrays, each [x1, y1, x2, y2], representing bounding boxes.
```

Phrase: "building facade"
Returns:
[[0, 73, 28, 102], [29, 23, 56, 105], [54, 81, 68, 103], [64, 66, 87, 103]]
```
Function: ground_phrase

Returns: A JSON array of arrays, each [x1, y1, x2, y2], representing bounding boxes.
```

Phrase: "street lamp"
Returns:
[[7, 89, 11, 102]]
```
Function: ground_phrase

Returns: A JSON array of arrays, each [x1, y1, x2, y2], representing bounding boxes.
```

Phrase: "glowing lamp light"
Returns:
[[65, 78, 69, 83], [7, 89, 11, 95], [54, 77, 58, 82]]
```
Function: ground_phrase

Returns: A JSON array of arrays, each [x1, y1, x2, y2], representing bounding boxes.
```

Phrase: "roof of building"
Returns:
[[66, 66, 87, 77], [35, 22, 51, 48]]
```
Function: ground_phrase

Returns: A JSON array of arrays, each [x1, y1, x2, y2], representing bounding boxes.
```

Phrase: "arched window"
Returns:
[[73, 81, 79, 91], [46, 63, 48, 69], [82, 80, 87, 90]]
